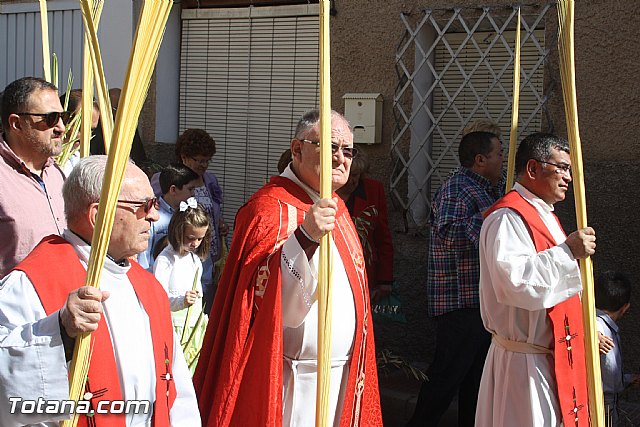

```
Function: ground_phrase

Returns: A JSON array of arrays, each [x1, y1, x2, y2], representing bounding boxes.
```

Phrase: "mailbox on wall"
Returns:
[[342, 93, 383, 145]]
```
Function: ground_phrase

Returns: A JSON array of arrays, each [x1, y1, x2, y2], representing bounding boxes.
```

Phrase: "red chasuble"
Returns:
[[194, 176, 382, 426], [15, 235, 177, 427], [485, 190, 589, 427]]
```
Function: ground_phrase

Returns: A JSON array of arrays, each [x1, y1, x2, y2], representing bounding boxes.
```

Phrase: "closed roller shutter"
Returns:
[[179, 4, 320, 228]]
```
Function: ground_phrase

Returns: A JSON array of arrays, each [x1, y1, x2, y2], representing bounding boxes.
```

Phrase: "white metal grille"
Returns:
[[391, 4, 554, 228], [179, 4, 320, 229]]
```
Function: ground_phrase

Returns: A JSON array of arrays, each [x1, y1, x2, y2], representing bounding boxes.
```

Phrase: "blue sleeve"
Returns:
[[150, 172, 162, 198], [205, 172, 223, 206]]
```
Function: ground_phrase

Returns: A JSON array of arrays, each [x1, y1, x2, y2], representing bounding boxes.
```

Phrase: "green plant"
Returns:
[[54, 72, 82, 169], [352, 205, 378, 266], [376, 349, 427, 381]]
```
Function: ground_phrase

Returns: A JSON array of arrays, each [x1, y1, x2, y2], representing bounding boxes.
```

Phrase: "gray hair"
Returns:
[[63, 155, 109, 224], [293, 109, 351, 140], [515, 133, 570, 175]]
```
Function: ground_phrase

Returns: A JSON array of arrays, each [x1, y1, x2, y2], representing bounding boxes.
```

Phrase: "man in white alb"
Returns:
[[0, 156, 200, 427], [476, 133, 596, 427]]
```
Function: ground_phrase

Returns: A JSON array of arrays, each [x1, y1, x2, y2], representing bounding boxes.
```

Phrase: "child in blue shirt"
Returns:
[[595, 270, 639, 426], [137, 163, 198, 270]]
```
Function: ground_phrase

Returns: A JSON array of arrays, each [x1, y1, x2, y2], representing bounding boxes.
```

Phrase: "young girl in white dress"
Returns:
[[153, 197, 211, 373]]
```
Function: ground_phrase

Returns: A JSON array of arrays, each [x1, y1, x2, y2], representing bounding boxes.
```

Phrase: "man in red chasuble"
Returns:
[[194, 110, 382, 426]]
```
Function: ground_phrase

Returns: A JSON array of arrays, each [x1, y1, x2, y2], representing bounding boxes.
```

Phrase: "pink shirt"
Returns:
[[0, 139, 66, 277]]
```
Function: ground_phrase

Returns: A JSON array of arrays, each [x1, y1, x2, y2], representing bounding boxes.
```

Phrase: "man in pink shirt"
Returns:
[[0, 77, 67, 277]]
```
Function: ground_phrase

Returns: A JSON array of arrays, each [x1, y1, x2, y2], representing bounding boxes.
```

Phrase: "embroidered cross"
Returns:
[[567, 387, 585, 426], [255, 265, 269, 297], [353, 373, 366, 427], [558, 315, 578, 366], [356, 375, 365, 396], [160, 344, 174, 405], [82, 378, 108, 427]]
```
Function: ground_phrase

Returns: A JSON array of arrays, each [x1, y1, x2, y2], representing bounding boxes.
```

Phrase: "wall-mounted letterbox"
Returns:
[[342, 93, 383, 145]]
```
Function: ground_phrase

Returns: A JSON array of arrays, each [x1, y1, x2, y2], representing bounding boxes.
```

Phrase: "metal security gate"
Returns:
[[391, 4, 555, 228]]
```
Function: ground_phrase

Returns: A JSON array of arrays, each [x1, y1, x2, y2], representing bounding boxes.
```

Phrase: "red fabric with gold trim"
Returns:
[[194, 175, 382, 426], [485, 191, 589, 427], [16, 235, 176, 427]]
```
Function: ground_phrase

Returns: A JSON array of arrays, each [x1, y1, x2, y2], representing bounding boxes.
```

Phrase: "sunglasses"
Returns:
[[116, 197, 159, 213], [16, 111, 71, 128], [300, 139, 359, 159]]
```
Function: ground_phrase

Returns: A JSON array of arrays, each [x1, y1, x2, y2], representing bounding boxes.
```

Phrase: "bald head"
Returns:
[[290, 109, 354, 192], [292, 109, 350, 141]]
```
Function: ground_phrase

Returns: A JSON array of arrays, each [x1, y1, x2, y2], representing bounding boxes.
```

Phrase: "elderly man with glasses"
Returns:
[[194, 109, 382, 426], [476, 132, 596, 427], [0, 77, 68, 278], [0, 155, 200, 426]]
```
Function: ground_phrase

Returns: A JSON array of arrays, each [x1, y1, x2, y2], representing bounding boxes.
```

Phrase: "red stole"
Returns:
[[486, 191, 589, 427], [15, 235, 177, 427], [194, 175, 382, 426]]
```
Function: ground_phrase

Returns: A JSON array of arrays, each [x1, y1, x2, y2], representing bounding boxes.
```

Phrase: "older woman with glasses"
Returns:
[[151, 128, 226, 314]]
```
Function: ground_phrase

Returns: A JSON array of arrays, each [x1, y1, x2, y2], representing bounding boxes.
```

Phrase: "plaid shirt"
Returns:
[[427, 167, 503, 317]]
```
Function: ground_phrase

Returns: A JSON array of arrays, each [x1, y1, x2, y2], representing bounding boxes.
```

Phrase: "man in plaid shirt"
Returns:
[[407, 131, 504, 427]]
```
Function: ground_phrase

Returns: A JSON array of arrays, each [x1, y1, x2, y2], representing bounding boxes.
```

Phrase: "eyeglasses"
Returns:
[[116, 197, 159, 213], [188, 157, 212, 166], [535, 159, 572, 176], [16, 111, 70, 128], [300, 139, 358, 159]]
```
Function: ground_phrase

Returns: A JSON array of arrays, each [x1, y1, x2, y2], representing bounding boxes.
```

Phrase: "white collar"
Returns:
[[63, 229, 131, 276], [513, 182, 555, 213], [281, 164, 321, 203]]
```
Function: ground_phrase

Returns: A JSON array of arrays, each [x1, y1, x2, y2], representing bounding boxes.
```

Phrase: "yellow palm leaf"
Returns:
[[557, 1, 604, 425], [62, 1, 174, 426], [316, 1, 333, 426]]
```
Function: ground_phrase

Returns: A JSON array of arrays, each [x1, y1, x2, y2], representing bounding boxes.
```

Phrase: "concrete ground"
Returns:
[[378, 374, 640, 426], [378, 368, 458, 426]]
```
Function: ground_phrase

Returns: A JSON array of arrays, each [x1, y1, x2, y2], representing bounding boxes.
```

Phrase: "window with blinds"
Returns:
[[430, 29, 545, 194], [179, 4, 320, 228]]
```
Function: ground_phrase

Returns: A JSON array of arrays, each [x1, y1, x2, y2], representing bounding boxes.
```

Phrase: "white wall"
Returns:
[[155, 0, 181, 143], [97, 0, 134, 90]]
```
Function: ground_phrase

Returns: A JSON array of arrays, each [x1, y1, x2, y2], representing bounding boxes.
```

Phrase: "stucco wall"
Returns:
[[326, 0, 640, 366], [145, 0, 640, 367]]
